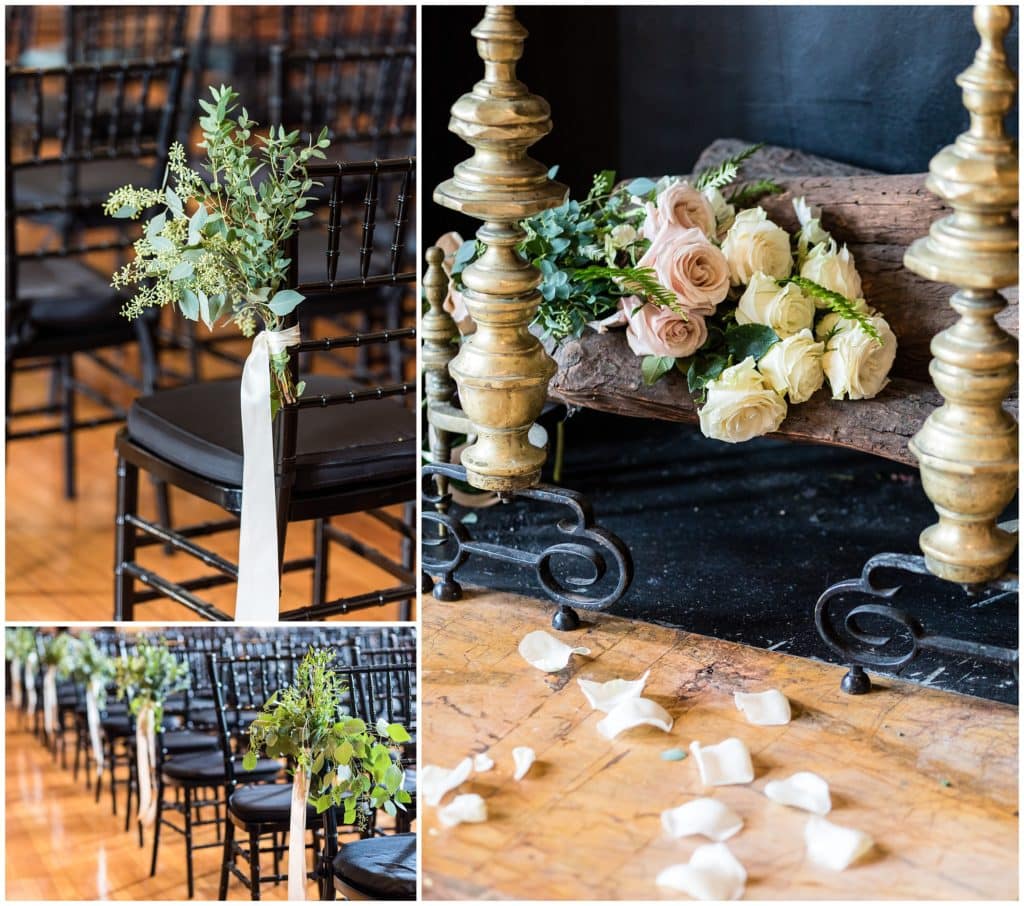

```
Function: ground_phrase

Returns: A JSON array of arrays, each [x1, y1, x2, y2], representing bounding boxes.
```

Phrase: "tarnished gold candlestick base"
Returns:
[[904, 5, 1019, 584], [433, 5, 567, 492]]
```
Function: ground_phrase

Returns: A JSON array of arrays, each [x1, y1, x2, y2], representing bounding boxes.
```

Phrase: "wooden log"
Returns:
[[693, 137, 877, 178]]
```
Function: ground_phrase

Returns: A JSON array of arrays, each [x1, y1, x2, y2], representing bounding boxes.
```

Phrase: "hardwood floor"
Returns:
[[421, 590, 1019, 900], [4, 705, 399, 900], [5, 340, 415, 623]]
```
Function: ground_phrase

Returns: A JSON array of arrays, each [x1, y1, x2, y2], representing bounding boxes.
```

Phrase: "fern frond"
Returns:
[[728, 178, 783, 208], [574, 265, 679, 313], [694, 143, 764, 191], [780, 276, 882, 344]]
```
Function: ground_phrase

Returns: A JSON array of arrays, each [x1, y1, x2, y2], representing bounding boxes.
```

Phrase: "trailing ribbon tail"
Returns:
[[235, 325, 302, 622], [288, 769, 311, 900]]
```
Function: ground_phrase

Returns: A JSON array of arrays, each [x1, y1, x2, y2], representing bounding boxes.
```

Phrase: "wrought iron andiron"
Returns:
[[422, 7, 633, 628], [816, 6, 1019, 693]]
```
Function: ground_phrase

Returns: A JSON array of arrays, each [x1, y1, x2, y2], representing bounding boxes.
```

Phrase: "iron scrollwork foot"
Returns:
[[422, 462, 633, 630], [815, 551, 1019, 694]]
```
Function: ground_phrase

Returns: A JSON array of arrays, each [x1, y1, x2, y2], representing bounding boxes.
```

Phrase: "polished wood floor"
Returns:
[[422, 591, 1019, 900], [6, 337, 415, 622], [4, 705, 405, 899]]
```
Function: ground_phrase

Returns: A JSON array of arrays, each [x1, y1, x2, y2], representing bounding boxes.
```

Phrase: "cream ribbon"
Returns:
[[136, 703, 158, 826], [43, 666, 58, 740], [86, 679, 105, 778], [235, 325, 302, 623], [10, 657, 23, 709], [288, 768, 311, 901], [24, 655, 38, 718]]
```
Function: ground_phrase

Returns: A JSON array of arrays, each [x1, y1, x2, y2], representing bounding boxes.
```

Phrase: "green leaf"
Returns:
[[687, 353, 729, 396], [179, 288, 200, 320], [395, 789, 412, 805], [383, 764, 404, 794], [382, 800, 397, 818], [625, 177, 657, 197], [343, 718, 366, 735], [112, 204, 136, 219], [165, 187, 183, 218], [725, 323, 779, 362], [386, 723, 411, 743], [334, 741, 354, 765], [168, 261, 193, 282], [641, 355, 676, 386], [268, 289, 303, 316], [242, 751, 257, 771]]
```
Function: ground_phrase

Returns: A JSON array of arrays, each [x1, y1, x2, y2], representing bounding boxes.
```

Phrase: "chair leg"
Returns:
[[218, 816, 235, 900], [400, 501, 415, 621], [248, 826, 262, 901], [60, 354, 76, 499], [114, 456, 140, 621], [312, 519, 329, 606], [184, 785, 195, 899]]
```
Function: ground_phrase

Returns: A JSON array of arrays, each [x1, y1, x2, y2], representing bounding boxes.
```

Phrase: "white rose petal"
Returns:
[[690, 738, 755, 786], [656, 843, 747, 901], [817, 311, 897, 400], [472, 753, 494, 772], [757, 330, 826, 404], [801, 240, 863, 302], [421, 757, 473, 807], [764, 771, 832, 815], [721, 207, 793, 285], [596, 697, 673, 739], [437, 793, 488, 828], [736, 272, 815, 338], [518, 630, 591, 672], [733, 689, 792, 726], [698, 357, 788, 444], [577, 670, 650, 712], [793, 196, 820, 228], [804, 815, 874, 870], [661, 798, 744, 842], [512, 746, 536, 781]]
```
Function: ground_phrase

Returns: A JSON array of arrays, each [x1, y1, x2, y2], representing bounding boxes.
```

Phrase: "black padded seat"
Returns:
[[15, 259, 127, 332], [126, 375, 415, 494], [333, 832, 416, 900], [228, 782, 318, 824], [102, 714, 183, 738], [162, 730, 220, 755], [186, 707, 259, 730], [161, 750, 282, 783]]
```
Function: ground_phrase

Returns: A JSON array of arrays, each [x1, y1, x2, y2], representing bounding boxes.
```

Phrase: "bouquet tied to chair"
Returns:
[[40, 632, 78, 743], [69, 633, 116, 780], [5, 627, 36, 711]]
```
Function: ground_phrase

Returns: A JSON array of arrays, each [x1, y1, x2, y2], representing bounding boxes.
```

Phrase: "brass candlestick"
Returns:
[[904, 5, 1019, 584], [433, 5, 567, 492]]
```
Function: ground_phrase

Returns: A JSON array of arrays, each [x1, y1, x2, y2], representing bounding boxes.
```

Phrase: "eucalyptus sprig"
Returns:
[[244, 648, 412, 825], [780, 276, 882, 344], [70, 633, 115, 698], [114, 639, 189, 724]]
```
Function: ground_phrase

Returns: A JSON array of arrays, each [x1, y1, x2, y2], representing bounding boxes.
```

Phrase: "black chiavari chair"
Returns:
[[113, 158, 417, 622], [6, 51, 187, 499]]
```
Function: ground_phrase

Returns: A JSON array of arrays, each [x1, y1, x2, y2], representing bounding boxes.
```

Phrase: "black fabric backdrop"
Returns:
[[421, 5, 1018, 244]]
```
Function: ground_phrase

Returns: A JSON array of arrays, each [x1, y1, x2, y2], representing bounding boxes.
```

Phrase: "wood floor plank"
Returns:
[[5, 344, 415, 622], [421, 591, 1018, 901]]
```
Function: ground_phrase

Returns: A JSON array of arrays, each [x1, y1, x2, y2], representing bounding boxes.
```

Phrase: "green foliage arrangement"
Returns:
[[6, 627, 36, 661], [243, 648, 413, 825], [114, 639, 190, 723], [105, 85, 330, 406], [41, 633, 78, 677], [70, 633, 115, 703]]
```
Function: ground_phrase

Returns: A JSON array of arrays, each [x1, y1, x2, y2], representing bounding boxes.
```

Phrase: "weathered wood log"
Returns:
[[546, 140, 1019, 464], [547, 329, 1019, 467]]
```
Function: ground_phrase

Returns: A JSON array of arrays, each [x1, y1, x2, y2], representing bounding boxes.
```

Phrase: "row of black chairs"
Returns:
[[7, 626, 417, 900]]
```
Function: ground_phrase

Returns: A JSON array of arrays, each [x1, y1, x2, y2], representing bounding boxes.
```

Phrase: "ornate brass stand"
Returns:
[[816, 5, 1019, 693], [422, 6, 633, 629]]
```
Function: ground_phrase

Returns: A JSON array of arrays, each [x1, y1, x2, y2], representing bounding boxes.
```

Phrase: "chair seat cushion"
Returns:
[[161, 750, 281, 783], [228, 782, 318, 824], [102, 714, 184, 737], [162, 730, 220, 755], [333, 832, 416, 900], [126, 375, 414, 494], [16, 259, 129, 334]]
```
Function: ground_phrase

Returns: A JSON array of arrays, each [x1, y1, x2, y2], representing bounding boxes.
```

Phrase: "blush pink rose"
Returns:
[[642, 181, 716, 240], [638, 226, 730, 315], [621, 297, 708, 359]]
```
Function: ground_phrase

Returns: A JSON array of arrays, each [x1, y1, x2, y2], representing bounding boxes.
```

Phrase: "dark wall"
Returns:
[[422, 5, 1018, 247]]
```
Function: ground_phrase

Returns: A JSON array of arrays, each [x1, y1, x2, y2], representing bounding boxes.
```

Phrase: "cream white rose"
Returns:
[[816, 311, 897, 400], [698, 357, 788, 443], [735, 272, 815, 338], [757, 329, 826, 404], [643, 180, 716, 240], [720, 207, 793, 285], [801, 240, 862, 302], [702, 186, 736, 237], [610, 223, 638, 249]]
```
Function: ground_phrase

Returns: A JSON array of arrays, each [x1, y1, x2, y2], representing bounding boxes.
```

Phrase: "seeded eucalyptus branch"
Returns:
[[694, 143, 765, 191], [114, 639, 190, 724], [780, 276, 882, 343]]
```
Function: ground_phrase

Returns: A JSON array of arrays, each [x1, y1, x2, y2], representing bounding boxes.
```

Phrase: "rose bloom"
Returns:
[[622, 297, 707, 359], [816, 310, 897, 400], [735, 272, 815, 338], [801, 240, 862, 302], [698, 356, 788, 443], [637, 226, 730, 315], [720, 207, 793, 285], [435, 231, 475, 335], [642, 180, 716, 240], [757, 329, 826, 404], [702, 185, 736, 238]]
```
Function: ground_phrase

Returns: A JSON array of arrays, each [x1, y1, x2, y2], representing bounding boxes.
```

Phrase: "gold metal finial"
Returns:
[[433, 5, 568, 491], [904, 5, 1019, 584]]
